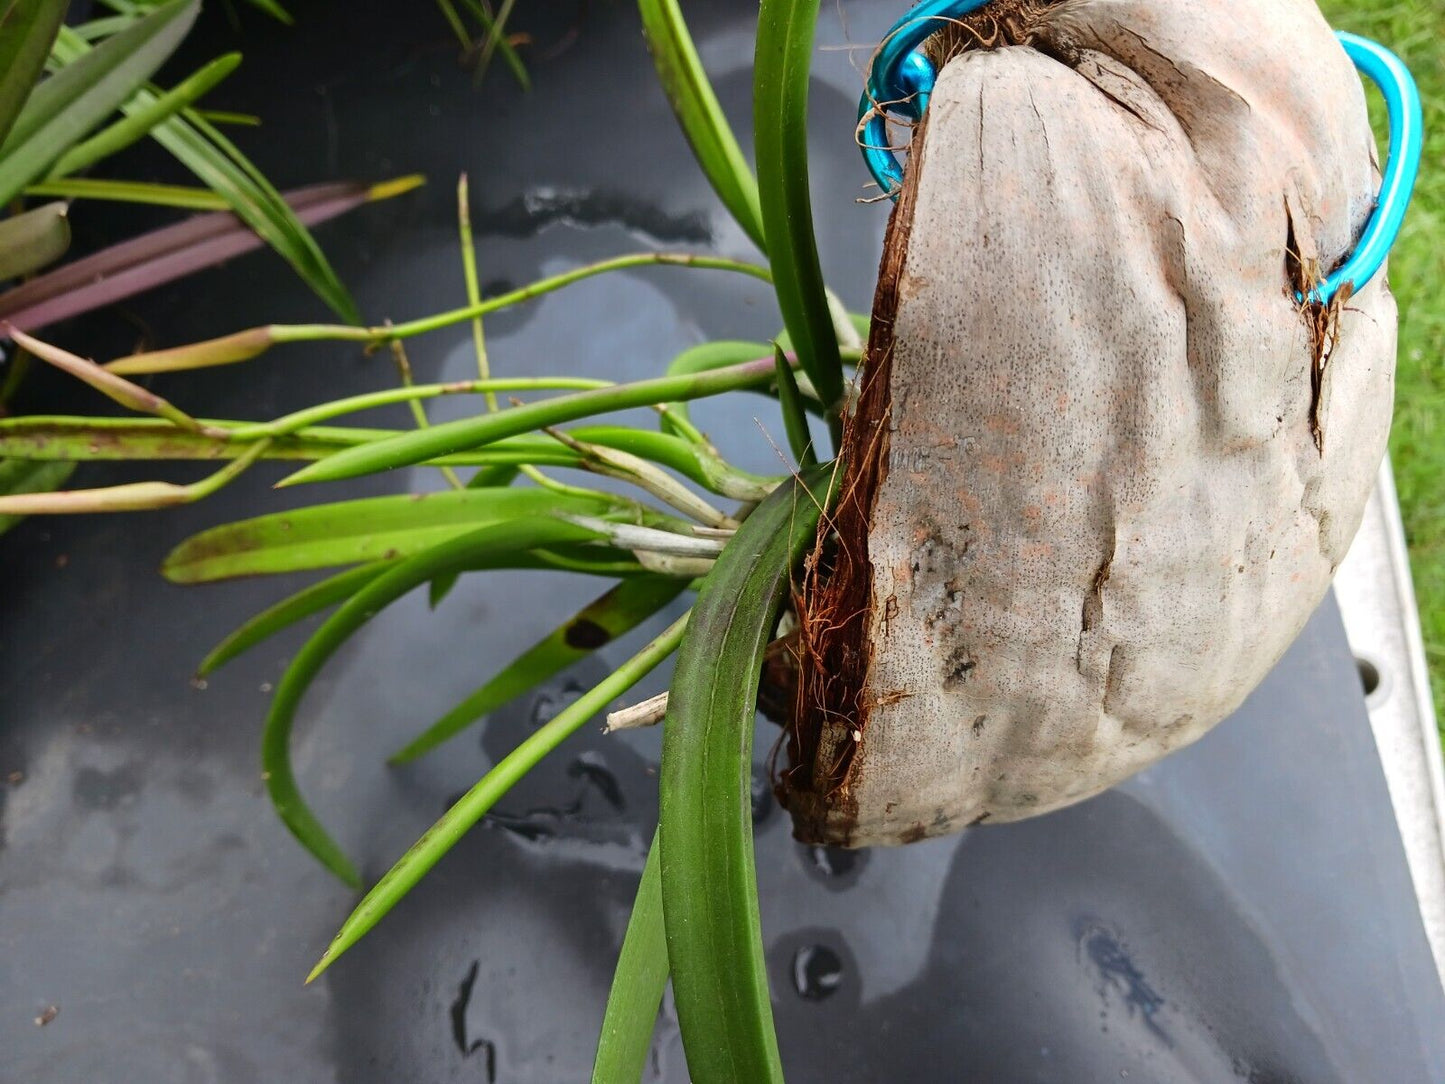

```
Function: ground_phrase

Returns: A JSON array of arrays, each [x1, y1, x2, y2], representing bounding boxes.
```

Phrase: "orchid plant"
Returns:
[[0, 0, 860, 1078]]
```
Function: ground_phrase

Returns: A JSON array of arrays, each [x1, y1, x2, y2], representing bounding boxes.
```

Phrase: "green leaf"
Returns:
[[433, 461, 524, 605], [163, 109, 361, 322], [592, 829, 669, 1084], [753, 0, 843, 415], [466, 462, 521, 489], [772, 343, 816, 467], [46, 52, 242, 178], [639, 0, 765, 250], [23, 177, 233, 209], [306, 608, 688, 979], [774, 309, 869, 353], [197, 562, 390, 676], [191, 108, 258, 127], [0, 417, 402, 462], [390, 575, 688, 763], [242, 0, 293, 25], [66, 14, 134, 42], [0, 0, 199, 205], [161, 486, 621, 583], [0, 418, 730, 487], [265, 517, 609, 885], [457, 0, 530, 89], [432, 425, 516, 613], [0, 201, 68, 280], [474, 0, 521, 84], [426, 573, 458, 609], [278, 356, 781, 487], [660, 465, 835, 1083], [435, 0, 472, 49], [48, 24, 360, 322], [0, 456, 74, 536], [0, 0, 66, 149]]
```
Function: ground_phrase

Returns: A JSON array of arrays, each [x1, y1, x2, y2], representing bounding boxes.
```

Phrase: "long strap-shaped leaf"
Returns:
[[161, 486, 618, 583], [390, 575, 689, 763], [0, 415, 775, 505], [638, 0, 766, 251], [48, 24, 360, 322], [592, 830, 669, 1084], [0, 0, 198, 205], [279, 357, 783, 487], [197, 546, 654, 676], [263, 517, 605, 885], [660, 464, 835, 1083], [0, 416, 410, 462], [307, 611, 689, 981], [773, 343, 816, 467], [45, 52, 240, 179], [0, 0, 67, 149], [197, 562, 390, 677], [0, 179, 417, 332], [753, 0, 843, 416]]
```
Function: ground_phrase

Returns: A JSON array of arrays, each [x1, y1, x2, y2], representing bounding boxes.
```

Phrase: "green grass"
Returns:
[[1320, 0, 1445, 720]]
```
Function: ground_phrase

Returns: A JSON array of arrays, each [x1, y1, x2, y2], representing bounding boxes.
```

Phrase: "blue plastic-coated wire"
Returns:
[[858, 15, 1423, 305], [858, 0, 989, 193], [1321, 32, 1424, 305]]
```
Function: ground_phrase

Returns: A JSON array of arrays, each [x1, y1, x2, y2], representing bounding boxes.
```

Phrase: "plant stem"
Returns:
[[270, 253, 773, 347], [592, 829, 669, 1083], [278, 357, 785, 486], [224, 376, 613, 442], [457, 172, 565, 494], [0, 437, 271, 515], [456, 175, 497, 405]]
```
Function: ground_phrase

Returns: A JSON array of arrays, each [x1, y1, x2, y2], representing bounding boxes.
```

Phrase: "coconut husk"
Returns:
[[782, 0, 1396, 846]]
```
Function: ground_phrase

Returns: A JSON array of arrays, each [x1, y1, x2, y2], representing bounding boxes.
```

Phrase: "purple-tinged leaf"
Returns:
[[0, 176, 422, 331], [3, 323, 208, 431]]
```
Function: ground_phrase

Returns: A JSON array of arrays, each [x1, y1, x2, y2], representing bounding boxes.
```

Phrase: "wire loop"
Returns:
[[857, 12, 1423, 305]]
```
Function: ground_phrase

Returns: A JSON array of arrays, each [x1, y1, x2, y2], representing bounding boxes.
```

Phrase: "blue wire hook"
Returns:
[[857, 13, 1423, 306], [1321, 32, 1424, 305]]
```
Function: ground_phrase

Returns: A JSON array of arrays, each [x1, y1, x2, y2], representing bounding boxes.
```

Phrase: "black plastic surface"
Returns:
[[3, 2, 1444, 1080]]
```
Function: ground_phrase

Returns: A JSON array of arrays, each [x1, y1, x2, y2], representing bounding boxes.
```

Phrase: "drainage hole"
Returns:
[[1356, 656, 1382, 697]]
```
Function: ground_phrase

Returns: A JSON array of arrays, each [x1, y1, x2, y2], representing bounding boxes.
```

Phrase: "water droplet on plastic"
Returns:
[[568, 750, 625, 812], [791, 944, 843, 1001], [450, 960, 498, 1079], [483, 809, 559, 843]]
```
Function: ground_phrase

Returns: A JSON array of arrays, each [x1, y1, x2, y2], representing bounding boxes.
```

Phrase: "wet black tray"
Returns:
[[3, 2, 1443, 1080]]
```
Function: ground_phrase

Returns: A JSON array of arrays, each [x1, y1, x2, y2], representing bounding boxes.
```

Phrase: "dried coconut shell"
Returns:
[[782, 0, 1396, 846]]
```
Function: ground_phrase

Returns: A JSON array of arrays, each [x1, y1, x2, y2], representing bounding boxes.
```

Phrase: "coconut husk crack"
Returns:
[[1286, 190, 1350, 455]]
